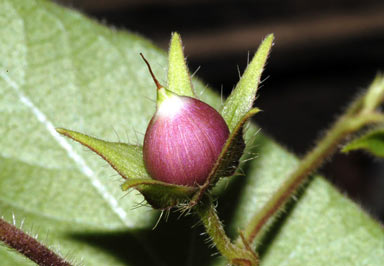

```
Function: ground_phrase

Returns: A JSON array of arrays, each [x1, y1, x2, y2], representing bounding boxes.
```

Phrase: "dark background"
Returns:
[[57, 0, 384, 222]]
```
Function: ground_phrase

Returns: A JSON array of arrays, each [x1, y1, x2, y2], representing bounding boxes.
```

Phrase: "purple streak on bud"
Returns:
[[143, 94, 230, 186]]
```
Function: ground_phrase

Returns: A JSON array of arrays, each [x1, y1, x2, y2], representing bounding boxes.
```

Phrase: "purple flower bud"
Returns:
[[143, 91, 229, 186], [140, 54, 229, 186]]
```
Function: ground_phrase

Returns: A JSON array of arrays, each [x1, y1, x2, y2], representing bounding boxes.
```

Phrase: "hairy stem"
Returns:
[[195, 196, 258, 266], [0, 218, 71, 266], [240, 76, 384, 246]]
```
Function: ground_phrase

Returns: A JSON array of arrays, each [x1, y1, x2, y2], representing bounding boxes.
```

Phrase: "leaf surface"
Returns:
[[222, 131, 384, 266], [0, 0, 162, 264]]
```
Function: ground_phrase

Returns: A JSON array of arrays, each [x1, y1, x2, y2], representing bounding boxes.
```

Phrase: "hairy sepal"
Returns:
[[167, 32, 195, 97], [57, 128, 198, 209], [56, 128, 148, 179], [122, 179, 197, 210], [221, 34, 273, 132], [190, 108, 261, 206]]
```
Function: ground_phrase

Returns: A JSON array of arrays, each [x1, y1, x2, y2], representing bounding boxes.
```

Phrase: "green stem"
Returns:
[[195, 196, 258, 266], [240, 81, 384, 246]]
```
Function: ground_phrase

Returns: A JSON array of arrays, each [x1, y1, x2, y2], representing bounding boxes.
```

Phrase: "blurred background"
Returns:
[[57, 0, 384, 222]]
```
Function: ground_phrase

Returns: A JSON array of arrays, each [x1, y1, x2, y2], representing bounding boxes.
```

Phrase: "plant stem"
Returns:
[[194, 196, 259, 266], [240, 79, 384, 246], [0, 218, 71, 266]]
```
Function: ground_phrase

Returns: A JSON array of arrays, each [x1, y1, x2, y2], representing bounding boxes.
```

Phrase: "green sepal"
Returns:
[[122, 179, 198, 210], [221, 34, 274, 132], [57, 128, 199, 209], [167, 32, 195, 97], [342, 126, 384, 157], [190, 108, 261, 206], [56, 128, 149, 179]]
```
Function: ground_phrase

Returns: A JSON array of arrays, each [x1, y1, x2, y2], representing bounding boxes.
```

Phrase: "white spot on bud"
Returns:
[[157, 94, 186, 118]]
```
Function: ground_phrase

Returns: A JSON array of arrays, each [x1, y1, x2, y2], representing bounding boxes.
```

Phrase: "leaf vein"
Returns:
[[0, 72, 133, 228]]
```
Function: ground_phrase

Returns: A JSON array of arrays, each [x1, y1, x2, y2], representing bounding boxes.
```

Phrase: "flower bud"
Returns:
[[141, 54, 229, 186]]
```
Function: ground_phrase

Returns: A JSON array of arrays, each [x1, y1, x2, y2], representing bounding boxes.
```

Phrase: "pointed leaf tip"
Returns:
[[265, 33, 275, 43], [221, 34, 274, 132], [363, 74, 384, 112], [168, 32, 195, 97], [55, 127, 66, 135]]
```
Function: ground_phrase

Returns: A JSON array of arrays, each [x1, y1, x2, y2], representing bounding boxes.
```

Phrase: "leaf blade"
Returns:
[[221, 127, 384, 266], [342, 127, 384, 157], [0, 0, 162, 264]]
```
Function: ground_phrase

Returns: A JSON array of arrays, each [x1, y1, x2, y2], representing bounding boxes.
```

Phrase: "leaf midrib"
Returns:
[[1, 65, 133, 229]]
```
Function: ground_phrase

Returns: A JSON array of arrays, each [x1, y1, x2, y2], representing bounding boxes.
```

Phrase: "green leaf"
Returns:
[[222, 130, 384, 266], [167, 32, 195, 97], [221, 34, 274, 132], [342, 127, 384, 157], [0, 1, 382, 265], [0, 0, 163, 264]]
